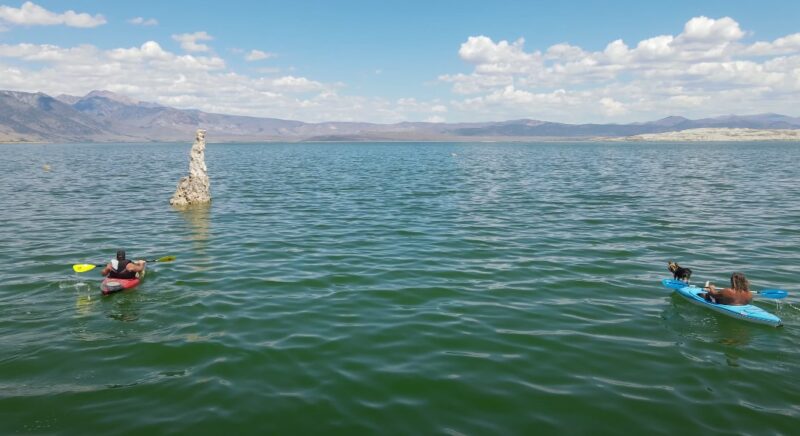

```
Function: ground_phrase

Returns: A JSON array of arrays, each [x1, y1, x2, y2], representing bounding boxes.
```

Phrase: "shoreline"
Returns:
[[3, 128, 800, 144], [615, 128, 800, 142]]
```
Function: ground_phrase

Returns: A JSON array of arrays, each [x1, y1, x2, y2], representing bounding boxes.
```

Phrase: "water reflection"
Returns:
[[174, 202, 213, 273], [662, 298, 753, 347], [106, 297, 140, 322], [715, 324, 751, 346], [63, 278, 95, 317], [75, 294, 94, 316], [174, 203, 211, 246]]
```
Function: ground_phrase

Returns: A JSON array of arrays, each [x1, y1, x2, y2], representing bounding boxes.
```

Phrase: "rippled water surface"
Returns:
[[1, 141, 799, 434]]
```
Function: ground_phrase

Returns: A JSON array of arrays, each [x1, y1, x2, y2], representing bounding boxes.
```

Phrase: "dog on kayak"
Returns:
[[668, 261, 692, 283]]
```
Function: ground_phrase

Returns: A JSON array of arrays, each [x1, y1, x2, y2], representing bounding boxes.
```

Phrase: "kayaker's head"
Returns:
[[730, 272, 749, 292], [116, 250, 126, 261]]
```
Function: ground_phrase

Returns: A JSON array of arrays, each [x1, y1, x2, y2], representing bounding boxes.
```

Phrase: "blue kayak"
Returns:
[[661, 279, 782, 327]]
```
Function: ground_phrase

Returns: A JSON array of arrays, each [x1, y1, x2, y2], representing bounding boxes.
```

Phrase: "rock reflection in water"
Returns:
[[176, 203, 211, 245], [175, 203, 212, 272]]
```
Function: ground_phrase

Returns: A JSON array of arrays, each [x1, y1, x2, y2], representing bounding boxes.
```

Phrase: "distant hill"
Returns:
[[0, 91, 132, 142], [3, 89, 800, 143]]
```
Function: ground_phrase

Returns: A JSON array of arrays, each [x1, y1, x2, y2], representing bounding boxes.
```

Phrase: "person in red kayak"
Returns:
[[101, 250, 146, 279], [701, 272, 753, 306]]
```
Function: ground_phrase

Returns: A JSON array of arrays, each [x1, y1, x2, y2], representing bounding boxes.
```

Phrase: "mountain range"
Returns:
[[2, 89, 800, 143]]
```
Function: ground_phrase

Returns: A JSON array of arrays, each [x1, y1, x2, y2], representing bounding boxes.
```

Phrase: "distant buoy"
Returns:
[[43, 164, 51, 172]]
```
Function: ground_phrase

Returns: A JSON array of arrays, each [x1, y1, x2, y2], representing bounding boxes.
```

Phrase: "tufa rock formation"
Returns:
[[170, 129, 211, 207]]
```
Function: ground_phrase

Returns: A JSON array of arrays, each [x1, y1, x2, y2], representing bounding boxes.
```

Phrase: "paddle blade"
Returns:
[[757, 289, 788, 299], [73, 264, 97, 273], [155, 255, 176, 263]]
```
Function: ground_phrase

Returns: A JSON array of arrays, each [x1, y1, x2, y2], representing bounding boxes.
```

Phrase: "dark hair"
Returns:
[[116, 250, 126, 261], [730, 272, 749, 292]]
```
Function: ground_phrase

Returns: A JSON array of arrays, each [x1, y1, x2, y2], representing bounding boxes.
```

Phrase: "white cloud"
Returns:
[[108, 41, 172, 62], [245, 49, 272, 61], [0, 40, 446, 123], [440, 15, 800, 121], [668, 95, 709, 107], [426, 115, 445, 123], [603, 39, 631, 63], [172, 31, 213, 52], [438, 72, 514, 94], [459, 36, 540, 74], [678, 16, 743, 44], [745, 33, 800, 56], [1, 14, 798, 124], [0, 1, 105, 28], [128, 17, 158, 26], [545, 43, 588, 61], [634, 35, 675, 60], [599, 97, 627, 116], [270, 75, 325, 92], [392, 98, 451, 117], [460, 36, 531, 64]]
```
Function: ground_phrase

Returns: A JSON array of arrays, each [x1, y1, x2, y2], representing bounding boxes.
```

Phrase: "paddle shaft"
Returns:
[[73, 256, 175, 273], [704, 281, 786, 298], [662, 279, 787, 299], [88, 259, 154, 268]]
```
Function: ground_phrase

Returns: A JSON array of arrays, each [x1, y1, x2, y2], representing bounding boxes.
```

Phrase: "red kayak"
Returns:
[[101, 264, 146, 295]]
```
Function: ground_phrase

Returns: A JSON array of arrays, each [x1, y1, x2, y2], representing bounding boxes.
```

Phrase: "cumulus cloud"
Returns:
[[678, 16, 743, 44], [545, 43, 588, 61], [603, 39, 631, 63], [599, 97, 627, 116], [270, 75, 325, 92], [438, 72, 514, 95], [1, 13, 797, 124], [245, 49, 272, 61], [172, 31, 213, 52], [108, 41, 172, 62], [744, 33, 800, 56], [128, 17, 158, 26], [634, 35, 674, 60], [459, 36, 540, 74], [0, 39, 442, 123], [441, 15, 800, 121], [668, 95, 709, 106], [0, 1, 105, 28]]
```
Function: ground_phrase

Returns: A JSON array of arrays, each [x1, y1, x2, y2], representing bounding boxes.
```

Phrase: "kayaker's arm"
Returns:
[[701, 284, 723, 303], [704, 284, 721, 296], [127, 260, 146, 273], [100, 262, 112, 276]]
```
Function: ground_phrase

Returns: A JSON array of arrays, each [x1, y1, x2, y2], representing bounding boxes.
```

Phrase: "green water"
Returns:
[[1, 142, 798, 434]]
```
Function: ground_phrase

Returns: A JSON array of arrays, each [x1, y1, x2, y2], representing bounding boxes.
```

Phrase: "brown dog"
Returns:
[[668, 261, 692, 283]]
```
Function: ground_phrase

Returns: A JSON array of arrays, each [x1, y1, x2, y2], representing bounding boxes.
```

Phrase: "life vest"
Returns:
[[109, 259, 136, 279]]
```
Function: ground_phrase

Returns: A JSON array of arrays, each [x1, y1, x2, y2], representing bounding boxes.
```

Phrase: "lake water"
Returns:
[[1, 141, 799, 434]]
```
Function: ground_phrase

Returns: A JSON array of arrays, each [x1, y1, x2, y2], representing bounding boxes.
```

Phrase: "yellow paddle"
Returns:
[[72, 256, 176, 273]]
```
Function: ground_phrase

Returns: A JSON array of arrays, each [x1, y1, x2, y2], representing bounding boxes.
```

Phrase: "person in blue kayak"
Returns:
[[101, 250, 146, 279], [701, 272, 753, 305]]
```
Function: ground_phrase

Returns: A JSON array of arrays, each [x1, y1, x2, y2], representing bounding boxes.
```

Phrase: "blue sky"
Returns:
[[1, 1, 799, 123]]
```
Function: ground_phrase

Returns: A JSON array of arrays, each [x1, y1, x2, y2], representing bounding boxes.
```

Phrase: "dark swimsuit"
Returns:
[[109, 259, 136, 279]]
